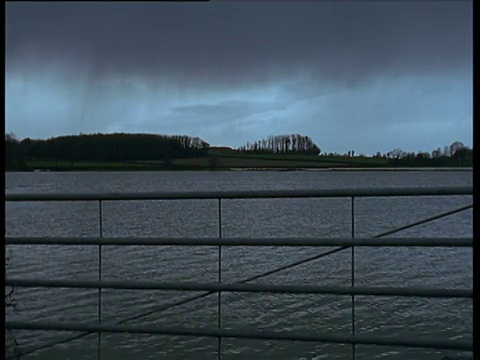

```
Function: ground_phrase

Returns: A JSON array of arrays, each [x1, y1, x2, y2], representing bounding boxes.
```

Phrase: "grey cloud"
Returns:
[[172, 100, 286, 120], [6, 2, 472, 89]]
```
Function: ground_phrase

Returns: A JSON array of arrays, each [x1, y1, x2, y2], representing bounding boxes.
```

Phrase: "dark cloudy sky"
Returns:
[[6, 1, 472, 155]]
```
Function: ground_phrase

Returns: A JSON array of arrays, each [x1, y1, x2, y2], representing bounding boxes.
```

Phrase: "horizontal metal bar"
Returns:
[[5, 279, 472, 298], [4, 186, 473, 201], [5, 321, 472, 351], [4, 237, 473, 247]]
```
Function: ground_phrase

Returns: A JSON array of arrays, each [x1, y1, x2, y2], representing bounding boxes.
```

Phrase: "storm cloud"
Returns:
[[6, 1, 472, 154]]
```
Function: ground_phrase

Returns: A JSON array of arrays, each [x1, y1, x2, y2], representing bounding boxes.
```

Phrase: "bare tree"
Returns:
[[449, 141, 465, 157], [390, 148, 405, 159], [431, 147, 442, 158]]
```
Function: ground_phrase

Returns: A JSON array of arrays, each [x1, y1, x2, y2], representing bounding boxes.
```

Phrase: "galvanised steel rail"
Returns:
[[5, 322, 473, 351], [4, 186, 473, 201], [5, 236, 473, 247], [5, 278, 473, 298], [5, 186, 473, 360]]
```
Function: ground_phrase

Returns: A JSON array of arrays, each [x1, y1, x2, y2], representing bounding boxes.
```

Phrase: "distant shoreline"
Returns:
[[296, 167, 473, 171], [6, 155, 473, 172], [7, 167, 473, 173], [229, 167, 473, 172]]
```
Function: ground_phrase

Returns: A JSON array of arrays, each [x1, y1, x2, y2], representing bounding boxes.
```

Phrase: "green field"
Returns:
[[140, 152, 389, 170], [19, 154, 392, 171], [214, 152, 390, 166]]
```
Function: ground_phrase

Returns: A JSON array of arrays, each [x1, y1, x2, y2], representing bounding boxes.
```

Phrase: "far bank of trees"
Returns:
[[238, 134, 321, 155], [373, 141, 473, 167], [5, 133, 27, 170], [5, 132, 473, 170], [5, 132, 209, 170]]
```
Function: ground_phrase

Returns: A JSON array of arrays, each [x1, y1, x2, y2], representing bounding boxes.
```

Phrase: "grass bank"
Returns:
[[11, 154, 468, 172]]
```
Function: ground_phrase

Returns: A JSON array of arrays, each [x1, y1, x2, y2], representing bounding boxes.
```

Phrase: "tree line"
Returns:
[[374, 141, 473, 167], [237, 134, 321, 155], [5, 132, 472, 170], [5, 132, 209, 170]]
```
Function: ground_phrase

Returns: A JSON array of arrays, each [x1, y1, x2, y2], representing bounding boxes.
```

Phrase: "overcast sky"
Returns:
[[6, 1, 472, 155]]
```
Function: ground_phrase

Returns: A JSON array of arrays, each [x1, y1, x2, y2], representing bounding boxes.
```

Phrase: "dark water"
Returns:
[[5, 170, 473, 359]]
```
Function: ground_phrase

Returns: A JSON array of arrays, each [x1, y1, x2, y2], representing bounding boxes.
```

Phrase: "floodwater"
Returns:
[[5, 170, 473, 359]]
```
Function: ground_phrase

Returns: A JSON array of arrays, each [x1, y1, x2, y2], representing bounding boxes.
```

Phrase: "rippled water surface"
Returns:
[[5, 170, 473, 359]]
